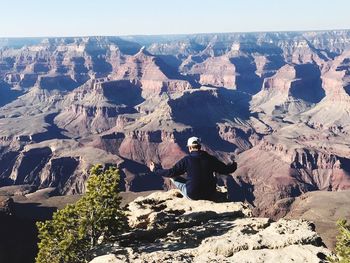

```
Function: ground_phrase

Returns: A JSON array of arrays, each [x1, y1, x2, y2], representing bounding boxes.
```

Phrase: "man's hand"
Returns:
[[149, 161, 156, 172]]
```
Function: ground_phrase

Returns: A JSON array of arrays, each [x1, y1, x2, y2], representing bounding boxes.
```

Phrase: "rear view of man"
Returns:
[[149, 136, 237, 200]]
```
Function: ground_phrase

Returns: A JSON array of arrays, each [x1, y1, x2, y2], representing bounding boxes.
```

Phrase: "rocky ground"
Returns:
[[90, 190, 332, 263], [1, 186, 346, 262]]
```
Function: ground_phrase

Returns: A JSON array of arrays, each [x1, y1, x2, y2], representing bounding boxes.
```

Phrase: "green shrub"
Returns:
[[36, 165, 127, 263], [329, 219, 350, 263]]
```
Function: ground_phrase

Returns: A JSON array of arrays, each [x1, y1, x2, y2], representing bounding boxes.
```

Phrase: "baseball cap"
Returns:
[[187, 136, 201, 147]]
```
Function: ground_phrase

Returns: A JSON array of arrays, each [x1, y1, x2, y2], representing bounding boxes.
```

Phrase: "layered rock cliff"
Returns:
[[1, 31, 350, 219]]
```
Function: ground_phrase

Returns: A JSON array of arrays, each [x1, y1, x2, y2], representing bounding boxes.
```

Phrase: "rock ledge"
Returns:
[[90, 190, 331, 263]]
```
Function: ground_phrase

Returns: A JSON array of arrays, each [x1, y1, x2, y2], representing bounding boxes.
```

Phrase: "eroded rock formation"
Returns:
[[1, 31, 350, 218]]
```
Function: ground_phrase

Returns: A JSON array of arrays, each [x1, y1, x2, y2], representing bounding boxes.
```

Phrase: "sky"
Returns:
[[1, 0, 350, 37]]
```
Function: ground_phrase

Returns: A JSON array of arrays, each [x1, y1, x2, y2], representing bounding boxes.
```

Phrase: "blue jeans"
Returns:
[[170, 177, 190, 199]]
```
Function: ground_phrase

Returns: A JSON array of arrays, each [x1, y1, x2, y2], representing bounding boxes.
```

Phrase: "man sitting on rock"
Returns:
[[149, 136, 237, 200]]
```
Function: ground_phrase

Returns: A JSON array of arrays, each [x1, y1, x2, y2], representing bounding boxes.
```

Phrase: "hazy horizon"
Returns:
[[1, 28, 350, 40], [2, 0, 350, 38]]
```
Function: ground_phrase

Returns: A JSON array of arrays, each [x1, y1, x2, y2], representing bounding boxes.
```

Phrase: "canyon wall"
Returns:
[[1, 31, 350, 216]]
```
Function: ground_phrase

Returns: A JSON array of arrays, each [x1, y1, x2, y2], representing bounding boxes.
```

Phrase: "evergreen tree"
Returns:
[[36, 165, 127, 263], [329, 219, 350, 263]]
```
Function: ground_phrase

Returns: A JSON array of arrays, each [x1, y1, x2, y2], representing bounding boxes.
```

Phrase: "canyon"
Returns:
[[1, 32, 350, 252]]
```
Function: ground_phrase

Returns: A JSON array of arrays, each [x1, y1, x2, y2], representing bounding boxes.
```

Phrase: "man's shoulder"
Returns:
[[190, 150, 214, 160], [200, 150, 214, 158], [177, 155, 191, 163]]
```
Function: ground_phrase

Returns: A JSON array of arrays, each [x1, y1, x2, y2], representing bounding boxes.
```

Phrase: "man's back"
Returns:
[[154, 150, 237, 200], [185, 151, 218, 200]]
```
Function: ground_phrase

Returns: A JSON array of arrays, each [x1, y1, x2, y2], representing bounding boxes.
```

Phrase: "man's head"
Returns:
[[187, 136, 201, 152]]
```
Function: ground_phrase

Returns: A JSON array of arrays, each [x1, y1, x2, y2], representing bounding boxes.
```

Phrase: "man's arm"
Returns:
[[211, 156, 237, 175], [149, 158, 187, 178]]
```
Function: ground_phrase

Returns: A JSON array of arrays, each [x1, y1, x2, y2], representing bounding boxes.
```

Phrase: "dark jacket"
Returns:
[[154, 150, 237, 200]]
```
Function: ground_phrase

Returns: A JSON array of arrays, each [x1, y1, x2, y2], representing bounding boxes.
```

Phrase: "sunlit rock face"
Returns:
[[0, 31, 350, 217], [89, 190, 331, 263]]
